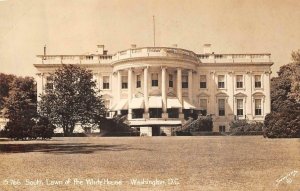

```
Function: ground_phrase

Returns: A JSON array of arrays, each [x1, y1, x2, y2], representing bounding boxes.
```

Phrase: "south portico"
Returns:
[[111, 64, 197, 123]]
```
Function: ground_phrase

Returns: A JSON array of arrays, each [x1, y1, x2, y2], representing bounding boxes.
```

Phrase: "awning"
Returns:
[[149, 96, 162, 108], [112, 99, 128, 111], [167, 98, 182, 108], [129, 97, 144, 109], [183, 100, 196, 109]]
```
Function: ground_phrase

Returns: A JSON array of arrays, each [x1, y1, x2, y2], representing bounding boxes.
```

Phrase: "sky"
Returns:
[[0, 0, 300, 77]]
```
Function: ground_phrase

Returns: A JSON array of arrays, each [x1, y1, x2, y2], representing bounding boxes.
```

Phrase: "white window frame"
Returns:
[[121, 75, 128, 89], [252, 95, 265, 119], [102, 75, 110, 90], [236, 75, 244, 89], [254, 74, 263, 89], [199, 75, 207, 89], [217, 75, 226, 89], [218, 98, 226, 116]]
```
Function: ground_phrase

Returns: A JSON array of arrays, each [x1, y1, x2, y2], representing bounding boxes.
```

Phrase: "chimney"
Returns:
[[172, 44, 178, 48], [131, 44, 137, 49], [43, 45, 46, 60], [203, 44, 212, 54], [97, 45, 105, 54]]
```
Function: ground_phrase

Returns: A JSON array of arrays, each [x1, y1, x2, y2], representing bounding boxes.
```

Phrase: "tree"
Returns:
[[0, 73, 16, 110], [4, 77, 37, 140], [39, 65, 106, 136], [264, 50, 300, 138]]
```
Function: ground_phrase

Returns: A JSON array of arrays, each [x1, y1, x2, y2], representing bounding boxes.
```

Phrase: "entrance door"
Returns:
[[152, 126, 161, 136]]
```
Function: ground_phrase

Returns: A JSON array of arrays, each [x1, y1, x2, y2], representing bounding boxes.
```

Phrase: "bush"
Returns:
[[230, 120, 263, 133], [175, 131, 192, 136], [32, 116, 55, 139], [100, 115, 131, 132], [187, 115, 213, 132], [5, 118, 36, 140]]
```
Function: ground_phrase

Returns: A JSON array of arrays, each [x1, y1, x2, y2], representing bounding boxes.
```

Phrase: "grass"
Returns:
[[0, 136, 299, 191]]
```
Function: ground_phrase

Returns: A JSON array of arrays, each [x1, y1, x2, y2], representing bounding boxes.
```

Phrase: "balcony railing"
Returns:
[[35, 48, 272, 65], [36, 54, 113, 64], [197, 53, 271, 63], [112, 47, 199, 62]]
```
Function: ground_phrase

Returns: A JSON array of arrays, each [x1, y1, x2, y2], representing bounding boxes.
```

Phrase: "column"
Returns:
[[117, 70, 121, 115], [188, 70, 193, 102], [162, 67, 167, 119], [227, 71, 235, 120], [143, 67, 149, 119], [177, 68, 184, 119], [245, 71, 253, 120], [128, 68, 132, 119]]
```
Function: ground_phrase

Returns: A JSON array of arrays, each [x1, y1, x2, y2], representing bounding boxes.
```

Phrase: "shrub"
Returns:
[[187, 115, 213, 132], [32, 116, 55, 139], [230, 120, 263, 133]]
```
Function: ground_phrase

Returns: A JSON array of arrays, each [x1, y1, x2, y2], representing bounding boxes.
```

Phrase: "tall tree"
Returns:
[[4, 77, 37, 139], [39, 65, 106, 136], [264, 50, 300, 138], [290, 50, 300, 102]]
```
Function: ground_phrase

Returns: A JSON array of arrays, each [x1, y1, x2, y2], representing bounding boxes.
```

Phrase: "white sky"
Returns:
[[0, 0, 300, 77]]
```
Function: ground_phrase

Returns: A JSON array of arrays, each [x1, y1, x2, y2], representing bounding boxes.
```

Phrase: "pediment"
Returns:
[[215, 92, 228, 97], [252, 92, 265, 97], [197, 92, 210, 97], [234, 92, 247, 97]]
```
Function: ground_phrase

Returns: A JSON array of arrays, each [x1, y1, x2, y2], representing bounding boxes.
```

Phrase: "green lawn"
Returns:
[[0, 136, 299, 191]]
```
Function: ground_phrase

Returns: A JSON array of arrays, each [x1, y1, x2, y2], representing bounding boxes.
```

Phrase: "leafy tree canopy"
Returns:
[[264, 50, 300, 138], [39, 65, 106, 136], [4, 76, 37, 140], [0, 73, 17, 111]]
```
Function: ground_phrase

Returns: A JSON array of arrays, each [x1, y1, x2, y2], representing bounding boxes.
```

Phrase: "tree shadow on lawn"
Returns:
[[0, 143, 152, 154]]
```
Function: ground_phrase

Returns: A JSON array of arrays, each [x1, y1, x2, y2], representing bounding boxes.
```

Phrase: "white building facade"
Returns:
[[34, 44, 272, 135]]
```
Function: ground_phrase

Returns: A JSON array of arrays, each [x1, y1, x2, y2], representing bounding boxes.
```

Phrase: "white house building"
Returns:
[[34, 44, 273, 136]]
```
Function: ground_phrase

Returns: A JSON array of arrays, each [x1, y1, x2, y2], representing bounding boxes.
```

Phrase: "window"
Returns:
[[182, 75, 188, 88], [218, 75, 225, 88], [136, 75, 141, 88], [132, 109, 143, 119], [121, 76, 128, 89], [149, 108, 162, 118], [218, 99, 225, 116], [199, 99, 207, 116], [45, 76, 54, 90], [255, 75, 261, 88], [219, 125, 226, 132], [85, 56, 93, 60], [152, 73, 158, 87], [255, 99, 262, 116], [200, 75, 207, 88], [167, 108, 179, 118], [103, 76, 109, 89], [169, 74, 173, 88], [236, 75, 243, 88], [237, 99, 243, 116]]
